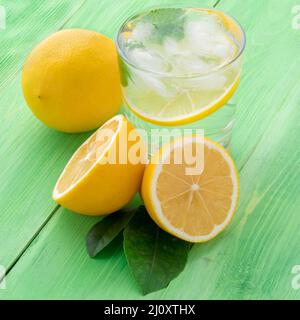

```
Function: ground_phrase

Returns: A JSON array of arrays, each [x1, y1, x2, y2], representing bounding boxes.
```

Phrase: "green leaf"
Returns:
[[145, 8, 186, 43], [86, 208, 136, 257], [123, 206, 191, 295], [146, 8, 185, 25], [124, 40, 144, 50]]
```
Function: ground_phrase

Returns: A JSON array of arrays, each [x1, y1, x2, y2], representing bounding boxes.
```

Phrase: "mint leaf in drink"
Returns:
[[146, 8, 185, 25], [86, 208, 136, 257], [123, 206, 191, 295], [124, 40, 144, 50], [145, 8, 186, 43]]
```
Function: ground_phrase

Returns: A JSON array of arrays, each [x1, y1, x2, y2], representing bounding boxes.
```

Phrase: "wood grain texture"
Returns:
[[0, 0, 92, 270], [0, 0, 215, 291], [228, 0, 300, 168], [0, 0, 85, 90], [0, 75, 92, 269], [1, 0, 300, 299]]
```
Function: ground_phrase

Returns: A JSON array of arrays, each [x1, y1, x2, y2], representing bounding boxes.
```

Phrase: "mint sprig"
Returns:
[[145, 8, 186, 43]]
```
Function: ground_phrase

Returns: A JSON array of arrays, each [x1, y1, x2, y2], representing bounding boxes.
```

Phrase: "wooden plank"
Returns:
[[180, 0, 300, 299], [0, 0, 85, 90], [62, 0, 216, 38], [0, 0, 215, 286], [0, 0, 89, 269], [3, 0, 300, 299], [186, 86, 300, 299], [227, 0, 300, 168], [0, 75, 91, 268]]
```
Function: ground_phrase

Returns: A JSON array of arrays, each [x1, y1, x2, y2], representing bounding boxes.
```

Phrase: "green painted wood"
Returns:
[[1, 0, 300, 299], [0, 0, 92, 270], [58, 0, 217, 38], [0, 75, 92, 269], [228, 0, 300, 168], [0, 0, 215, 287], [0, 0, 85, 90]]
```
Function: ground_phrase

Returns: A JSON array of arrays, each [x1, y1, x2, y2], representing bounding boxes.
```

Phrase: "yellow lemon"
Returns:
[[141, 136, 239, 242], [22, 29, 122, 132], [53, 115, 146, 215]]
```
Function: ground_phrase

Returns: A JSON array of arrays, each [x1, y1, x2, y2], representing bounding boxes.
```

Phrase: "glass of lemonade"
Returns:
[[116, 7, 246, 151]]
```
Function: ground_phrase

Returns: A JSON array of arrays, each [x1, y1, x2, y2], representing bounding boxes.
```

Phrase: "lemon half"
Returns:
[[141, 136, 239, 242], [53, 115, 146, 215]]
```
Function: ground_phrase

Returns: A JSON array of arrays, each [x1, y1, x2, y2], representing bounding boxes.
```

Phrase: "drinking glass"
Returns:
[[116, 7, 246, 151]]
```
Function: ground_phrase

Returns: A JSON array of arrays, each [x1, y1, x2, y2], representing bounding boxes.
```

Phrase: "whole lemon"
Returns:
[[22, 29, 122, 132]]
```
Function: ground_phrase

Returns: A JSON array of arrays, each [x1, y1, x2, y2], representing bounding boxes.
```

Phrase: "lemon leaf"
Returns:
[[123, 206, 191, 295], [86, 208, 136, 257]]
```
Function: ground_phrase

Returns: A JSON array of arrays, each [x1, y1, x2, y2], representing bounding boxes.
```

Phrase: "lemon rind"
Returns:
[[148, 136, 239, 242]]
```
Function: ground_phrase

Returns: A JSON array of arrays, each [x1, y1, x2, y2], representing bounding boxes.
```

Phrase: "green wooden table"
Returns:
[[0, 0, 299, 300]]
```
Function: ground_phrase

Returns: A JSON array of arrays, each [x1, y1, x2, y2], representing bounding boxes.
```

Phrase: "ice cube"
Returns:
[[190, 33, 237, 64], [128, 47, 171, 72], [184, 18, 237, 64], [172, 53, 212, 74], [184, 16, 221, 44], [131, 70, 176, 98], [163, 37, 185, 55], [211, 33, 237, 60], [131, 21, 154, 42]]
